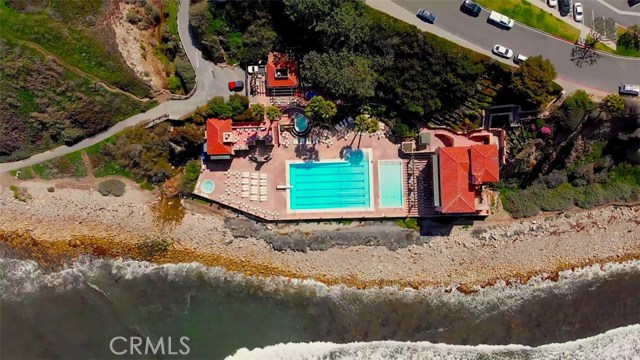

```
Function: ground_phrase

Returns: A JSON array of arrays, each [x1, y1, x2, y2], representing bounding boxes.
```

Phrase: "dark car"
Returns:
[[629, 0, 640, 8], [416, 9, 437, 23], [461, 0, 482, 16], [228, 81, 244, 92], [559, 0, 571, 16]]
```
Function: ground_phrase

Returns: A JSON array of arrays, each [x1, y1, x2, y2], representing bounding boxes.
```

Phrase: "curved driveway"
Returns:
[[387, 0, 640, 92], [0, 0, 244, 173]]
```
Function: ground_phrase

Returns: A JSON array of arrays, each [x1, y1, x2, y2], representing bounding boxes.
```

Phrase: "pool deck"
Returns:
[[194, 126, 410, 221], [194, 121, 503, 221]]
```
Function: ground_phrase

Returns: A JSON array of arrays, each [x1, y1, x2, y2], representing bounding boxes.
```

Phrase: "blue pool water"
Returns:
[[289, 154, 371, 210], [293, 113, 309, 133], [200, 180, 215, 194], [379, 161, 404, 208]]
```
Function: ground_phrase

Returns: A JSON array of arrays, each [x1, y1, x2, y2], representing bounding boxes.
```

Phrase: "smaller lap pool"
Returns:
[[378, 160, 404, 208], [200, 179, 215, 194]]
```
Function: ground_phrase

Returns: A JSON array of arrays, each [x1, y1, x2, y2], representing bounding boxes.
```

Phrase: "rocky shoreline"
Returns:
[[1, 178, 639, 290]]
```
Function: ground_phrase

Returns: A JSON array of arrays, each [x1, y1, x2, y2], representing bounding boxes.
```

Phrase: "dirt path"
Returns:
[[5, 34, 152, 102], [80, 152, 96, 188]]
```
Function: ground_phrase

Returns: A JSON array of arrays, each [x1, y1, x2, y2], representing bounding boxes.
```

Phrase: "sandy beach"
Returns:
[[1, 176, 639, 290]]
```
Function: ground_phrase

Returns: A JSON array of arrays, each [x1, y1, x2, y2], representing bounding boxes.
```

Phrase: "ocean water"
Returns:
[[1, 255, 639, 359]]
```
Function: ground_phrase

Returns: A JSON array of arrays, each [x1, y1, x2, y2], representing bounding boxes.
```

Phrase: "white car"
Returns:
[[574, 2, 583, 22], [247, 65, 259, 74], [492, 44, 514, 59], [514, 54, 528, 64], [548, 0, 557, 7]]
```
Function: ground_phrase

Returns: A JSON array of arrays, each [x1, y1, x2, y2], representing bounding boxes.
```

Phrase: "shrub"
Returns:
[[98, 179, 126, 197], [9, 185, 32, 202], [536, 183, 576, 211], [47, 186, 55, 193], [575, 184, 606, 209], [391, 122, 413, 140], [501, 190, 540, 218], [395, 218, 419, 230], [179, 160, 200, 194], [569, 164, 596, 186], [543, 170, 567, 189], [16, 167, 34, 180]]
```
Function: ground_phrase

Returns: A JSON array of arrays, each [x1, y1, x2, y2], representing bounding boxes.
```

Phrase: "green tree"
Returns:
[[354, 114, 380, 134], [228, 94, 249, 117], [206, 97, 233, 118], [302, 50, 377, 100], [239, 20, 276, 64], [251, 103, 265, 120], [511, 55, 558, 107], [314, 1, 371, 50], [180, 160, 201, 194], [617, 25, 640, 50], [266, 105, 283, 121], [558, 90, 594, 131], [602, 94, 625, 115], [305, 96, 337, 123]]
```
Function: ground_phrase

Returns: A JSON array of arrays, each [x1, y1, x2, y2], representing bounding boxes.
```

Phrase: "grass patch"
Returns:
[[29, 151, 87, 179], [165, 0, 179, 37], [93, 162, 133, 179], [32, 163, 52, 180], [140, 182, 154, 191], [16, 167, 34, 180], [338, 220, 353, 225], [475, 0, 580, 42], [0, 1, 150, 97], [394, 218, 419, 230]]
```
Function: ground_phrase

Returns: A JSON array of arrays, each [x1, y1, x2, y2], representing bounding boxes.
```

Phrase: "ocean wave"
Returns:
[[1, 256, 639, 313], [226, 324, 640, 360]]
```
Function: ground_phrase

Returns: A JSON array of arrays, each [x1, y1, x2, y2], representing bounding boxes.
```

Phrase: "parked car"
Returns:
[[228, 81, 244, 92], [573, 2, 583, 21], [560, 0, 571, 16], [619, 84, 640, 96], [247, 65, 259, 74], [548, 0, 558, 7], [492, 44, 514, 58], [461, 0, 482, 16], [514, 53, 528, 64], [630, 0, 640, 7], [416, 8, 437, 23], [488, 11, 515, 29]]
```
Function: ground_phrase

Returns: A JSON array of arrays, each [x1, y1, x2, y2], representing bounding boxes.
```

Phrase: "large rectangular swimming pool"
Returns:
[[378, 160, 404, 208], [288, 152, 371, 211]]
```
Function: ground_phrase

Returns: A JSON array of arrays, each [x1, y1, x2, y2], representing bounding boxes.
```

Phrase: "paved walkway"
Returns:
[[0, 0, 244, 174]]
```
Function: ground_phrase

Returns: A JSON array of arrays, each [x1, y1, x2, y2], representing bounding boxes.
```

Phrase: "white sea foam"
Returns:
[[226, 324, 640, 360], [1, 256, 639, 316]]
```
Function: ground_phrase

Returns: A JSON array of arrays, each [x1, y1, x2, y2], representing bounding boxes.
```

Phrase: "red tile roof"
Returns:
[[206, 118, 234, 156], [470, 144, 500, 184], [438, 147, 476, 214], [266, 53, 299, 88]]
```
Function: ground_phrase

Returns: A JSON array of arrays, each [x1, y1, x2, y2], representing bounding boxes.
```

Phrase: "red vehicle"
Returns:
[[228, 81, 244, 92]]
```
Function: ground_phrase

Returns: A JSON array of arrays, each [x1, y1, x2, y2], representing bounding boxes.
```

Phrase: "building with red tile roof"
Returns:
[[266, 52, 298, 97], [470, 144, 500, 184], [205, 118, 234, 160], [433, 144, 500, 214]]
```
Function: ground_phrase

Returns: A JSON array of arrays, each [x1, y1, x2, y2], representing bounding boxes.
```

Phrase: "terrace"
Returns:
[[194, 115, 505, 221]]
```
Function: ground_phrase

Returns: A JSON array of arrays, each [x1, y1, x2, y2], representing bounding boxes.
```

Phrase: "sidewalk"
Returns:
[[525, 0, 592, 38], [525, 0, 616, 48]]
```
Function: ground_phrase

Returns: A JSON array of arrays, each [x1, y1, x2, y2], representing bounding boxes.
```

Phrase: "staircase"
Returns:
[[405, 154, 434, 217]]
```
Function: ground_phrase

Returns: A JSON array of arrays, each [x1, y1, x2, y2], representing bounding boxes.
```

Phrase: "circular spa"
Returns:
[[291, 112, 311, 137], [200, 179, 215, 194]]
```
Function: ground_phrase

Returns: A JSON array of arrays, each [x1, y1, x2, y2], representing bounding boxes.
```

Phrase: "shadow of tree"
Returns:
[[294, 144, 319, 162]]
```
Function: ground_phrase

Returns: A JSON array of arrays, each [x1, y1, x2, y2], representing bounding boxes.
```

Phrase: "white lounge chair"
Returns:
[[251, 187, 258, 195], [259, 196, 267, 202], [260, 188, 267, 195], [251, 179, 258, 186], [241, 192, 249, 198], [242, 179, 249, 185], [259, 180, 267, 186], [260, 173, 267, 179], [251, 173, 259, 179], [251, 195, 258, 201], [242, 172, 250, 178]]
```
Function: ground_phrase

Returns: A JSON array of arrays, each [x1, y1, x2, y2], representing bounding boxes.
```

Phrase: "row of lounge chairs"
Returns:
[[334, 117, 354, 131], [293, 137, 321, 145]]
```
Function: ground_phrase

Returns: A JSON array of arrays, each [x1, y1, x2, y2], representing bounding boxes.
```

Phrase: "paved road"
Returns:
[[0, 0, 244, 173], [388, 0, 640, 93]]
